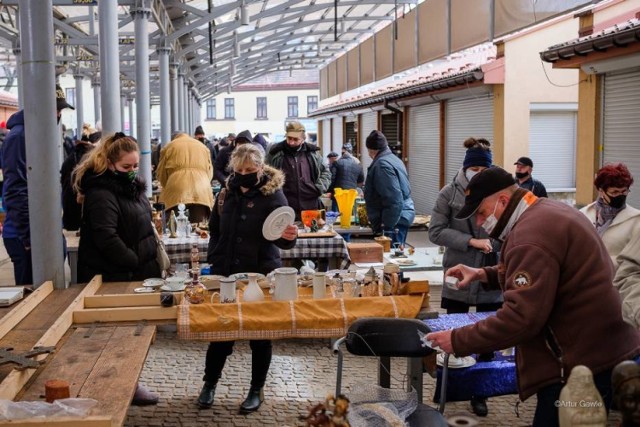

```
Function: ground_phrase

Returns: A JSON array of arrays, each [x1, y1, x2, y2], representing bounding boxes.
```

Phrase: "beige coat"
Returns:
[[157, 134, 214, 210]]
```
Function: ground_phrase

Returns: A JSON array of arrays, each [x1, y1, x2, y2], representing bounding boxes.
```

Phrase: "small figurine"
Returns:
[[612, 360, 640, 427], [558, 365, 606, 427], [168, 210, 178, 238], [310, 218, 319, 233]]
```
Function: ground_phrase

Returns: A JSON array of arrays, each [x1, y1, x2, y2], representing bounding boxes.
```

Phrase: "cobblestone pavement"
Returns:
[[125, 327, 623, 427]]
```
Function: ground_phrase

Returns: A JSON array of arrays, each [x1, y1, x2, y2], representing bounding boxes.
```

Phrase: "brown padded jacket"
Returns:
[[451, 197, 640, 400]]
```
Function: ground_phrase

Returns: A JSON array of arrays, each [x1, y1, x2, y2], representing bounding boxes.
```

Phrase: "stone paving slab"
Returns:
[[124, 330, 624, 427]]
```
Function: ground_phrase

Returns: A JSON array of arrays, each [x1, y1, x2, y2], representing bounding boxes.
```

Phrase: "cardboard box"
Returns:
[[347, 242, 383, 263]]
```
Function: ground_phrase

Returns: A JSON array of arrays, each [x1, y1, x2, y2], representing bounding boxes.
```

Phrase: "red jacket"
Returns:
[[451, 197, 640, 400]]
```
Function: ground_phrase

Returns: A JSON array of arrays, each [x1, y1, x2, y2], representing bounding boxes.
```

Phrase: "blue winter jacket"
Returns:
[[1, 110, 29, 246], [364, 148, 415, 233]]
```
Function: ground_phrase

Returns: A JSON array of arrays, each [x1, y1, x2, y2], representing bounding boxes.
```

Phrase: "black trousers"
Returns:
[[204, 340, 272, 388]]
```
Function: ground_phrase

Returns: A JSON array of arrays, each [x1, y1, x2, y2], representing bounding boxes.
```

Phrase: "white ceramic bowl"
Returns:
[[165, 276, 185, 291]]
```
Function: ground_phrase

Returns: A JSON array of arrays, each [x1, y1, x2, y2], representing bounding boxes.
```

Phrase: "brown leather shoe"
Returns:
[[132, 384, 159, 406]]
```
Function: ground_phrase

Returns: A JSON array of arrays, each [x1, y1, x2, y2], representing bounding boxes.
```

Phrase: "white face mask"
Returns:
[[481, 199, 500, 235], [465, 169, 479, 182]]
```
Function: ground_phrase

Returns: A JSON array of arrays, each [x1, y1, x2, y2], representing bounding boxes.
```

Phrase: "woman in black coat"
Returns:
[[200, 143, 298, 413], [74, 132, 160, 283]]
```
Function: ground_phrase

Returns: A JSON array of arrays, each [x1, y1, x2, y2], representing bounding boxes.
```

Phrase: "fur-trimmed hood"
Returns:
[[225, 165, 284, 196], [80, 169, 148, 199]]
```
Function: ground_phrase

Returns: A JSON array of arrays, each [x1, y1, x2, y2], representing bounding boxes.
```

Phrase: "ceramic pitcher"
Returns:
[[272, 267, 298, 301]]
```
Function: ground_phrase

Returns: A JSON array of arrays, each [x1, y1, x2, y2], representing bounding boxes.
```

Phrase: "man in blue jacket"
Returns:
[[363, 130, 415, 245], [1, 85, 74, 285]]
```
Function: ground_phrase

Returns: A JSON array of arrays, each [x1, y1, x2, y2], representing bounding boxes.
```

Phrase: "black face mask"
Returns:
[[607, 194, 627, 209], [231, 172, 259, 189], [515, 172, 529, 179]]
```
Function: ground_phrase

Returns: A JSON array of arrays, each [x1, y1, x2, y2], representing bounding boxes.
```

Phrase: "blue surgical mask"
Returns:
[[481, 199, 500, 235]]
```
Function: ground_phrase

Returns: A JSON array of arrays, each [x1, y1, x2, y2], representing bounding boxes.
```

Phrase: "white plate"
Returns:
[[134, 287, 156, 293], [395, 259, 417, 266], [143, 278, 165, 288], [436, 353, 476, 369], [262, 206, 295, 241], [160, 284, 186, 292]]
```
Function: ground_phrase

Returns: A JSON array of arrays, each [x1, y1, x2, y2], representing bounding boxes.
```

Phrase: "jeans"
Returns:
[[533, 368, 613, 427], [204, 340, 272, 388], [4, 237, 32, 285]]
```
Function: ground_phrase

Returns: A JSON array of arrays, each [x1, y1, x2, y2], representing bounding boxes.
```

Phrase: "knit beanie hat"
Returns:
[[195, 125, 205, 136], [365, 130, 388, 150], [463, 147, 492, 170]]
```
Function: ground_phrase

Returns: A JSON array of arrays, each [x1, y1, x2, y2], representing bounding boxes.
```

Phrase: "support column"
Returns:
[[177, 71, 185, 132], [91, 75, 100, 126], [170, 62, 179, 134], [120, 94, 126, 134], [158, 47, 171, 146], [98, 0, 122, 134], [12, 43, 23, 109], [132, 3, 152, 197], [187, 88, 193, 134], [128, 96, 135, 139], [183, 80, 190, 132], [575, 71, 601, 206], [19, 0, 65, 288], [74, 73, 85, 138]]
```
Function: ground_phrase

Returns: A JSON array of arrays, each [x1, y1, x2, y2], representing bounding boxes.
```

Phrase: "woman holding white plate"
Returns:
[[199, 143, 297, 413]]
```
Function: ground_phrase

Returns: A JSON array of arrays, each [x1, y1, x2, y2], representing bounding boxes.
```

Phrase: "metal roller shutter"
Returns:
[[360, 111, 377, 176], [445, 96, 494, 183], [332, 117, 343, 153], [408, 104, 440, 215], [603, 68, 640, 207], [529, 111, 577, 190], [322, 119, 331, 158]]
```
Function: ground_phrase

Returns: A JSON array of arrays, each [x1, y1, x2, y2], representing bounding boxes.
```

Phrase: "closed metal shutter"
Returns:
[[360, 111, 377, 176], [408, 103, 440, 215], [445, 96, 494, 183], [603, 68, 640, 207], [322, 119, 331, 159], [332, 117, 343, 153], [529, 111, 577, 190]]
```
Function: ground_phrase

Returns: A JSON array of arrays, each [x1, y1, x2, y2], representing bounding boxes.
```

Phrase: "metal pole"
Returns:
[[120, 94, 126, 133], [177, 72, 185, 131], [98, 0, 122, 134], [187, 89, 193, 134], [170, 62, 179, 134], [92, 75, 100, 126], [184, 80, 190, 132], [133, 4, 152, 198], [74, 73, 84, 138], [158, 47, 171, 146], [12, 44, 23, 109], [128, 96, 135, 138], [19, 0, 65, 288]]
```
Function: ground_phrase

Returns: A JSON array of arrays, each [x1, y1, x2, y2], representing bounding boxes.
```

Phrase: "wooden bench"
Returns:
[[0, 277, 158, 427]]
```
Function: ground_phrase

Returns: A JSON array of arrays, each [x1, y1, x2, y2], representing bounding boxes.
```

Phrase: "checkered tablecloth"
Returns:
[[280, 234, 351, 269], [163, 234, 351, 269]]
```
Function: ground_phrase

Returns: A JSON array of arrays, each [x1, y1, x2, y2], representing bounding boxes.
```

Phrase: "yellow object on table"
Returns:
[[177, 291, 425, 341], [334, 188, 358, 229]]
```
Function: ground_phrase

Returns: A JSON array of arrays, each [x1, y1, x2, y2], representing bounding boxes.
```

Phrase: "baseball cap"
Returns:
[[514, 156, 533, 168], [285, 121, 305, 138], [455, 167, 517, 219], [56, 84, 74, 111]]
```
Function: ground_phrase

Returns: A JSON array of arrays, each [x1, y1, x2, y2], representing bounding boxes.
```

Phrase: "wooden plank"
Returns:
[[84, 293, 161, 308], [0, 416, 111, 427], [0, 276, 103, 400], [0, 283, 54, 341], [19, 327, 116, 401], [79, 325, 155, 427], [73, 306, 177, 324]]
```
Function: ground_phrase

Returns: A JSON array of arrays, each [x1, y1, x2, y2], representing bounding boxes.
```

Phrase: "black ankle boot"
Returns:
[[470, 396, 488, 417], [197, 382, 216, 409], [239, 387, 264, 413]]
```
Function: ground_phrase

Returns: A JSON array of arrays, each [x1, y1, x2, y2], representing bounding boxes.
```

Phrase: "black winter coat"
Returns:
[[78, 170, 160, 282], [60, 141, 93, 231], [207, 166, 296, 276]]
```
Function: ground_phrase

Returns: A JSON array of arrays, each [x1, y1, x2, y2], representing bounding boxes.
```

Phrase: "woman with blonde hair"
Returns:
[[74, 132, 160, 283]]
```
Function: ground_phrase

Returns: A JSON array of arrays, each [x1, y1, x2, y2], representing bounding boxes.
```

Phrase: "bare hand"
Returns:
[[445, 264, 484, 288], [470, 238, 492, 253], [280, 224, 298, 241], [426, 330, 454, 354]]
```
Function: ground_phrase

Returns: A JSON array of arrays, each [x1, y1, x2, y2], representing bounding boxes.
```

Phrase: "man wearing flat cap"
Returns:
[[363, 130, 415, 245], [265, 121, 331, 219], [426, 166, 640, 427], [2, 84, 74, 285], [514, 156, 547, 198]]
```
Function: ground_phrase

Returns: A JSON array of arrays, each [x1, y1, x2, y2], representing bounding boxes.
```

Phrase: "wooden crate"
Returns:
[[346, 242, 383, 263]]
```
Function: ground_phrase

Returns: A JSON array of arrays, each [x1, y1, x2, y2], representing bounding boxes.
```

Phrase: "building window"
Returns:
[[287, 96, 298, 118], [256, 97, 267, 119], [224, 98, 235, 119], [206, 99, 216, 120], [65, 88, 76, 107], [307, 96, 318, 114]]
